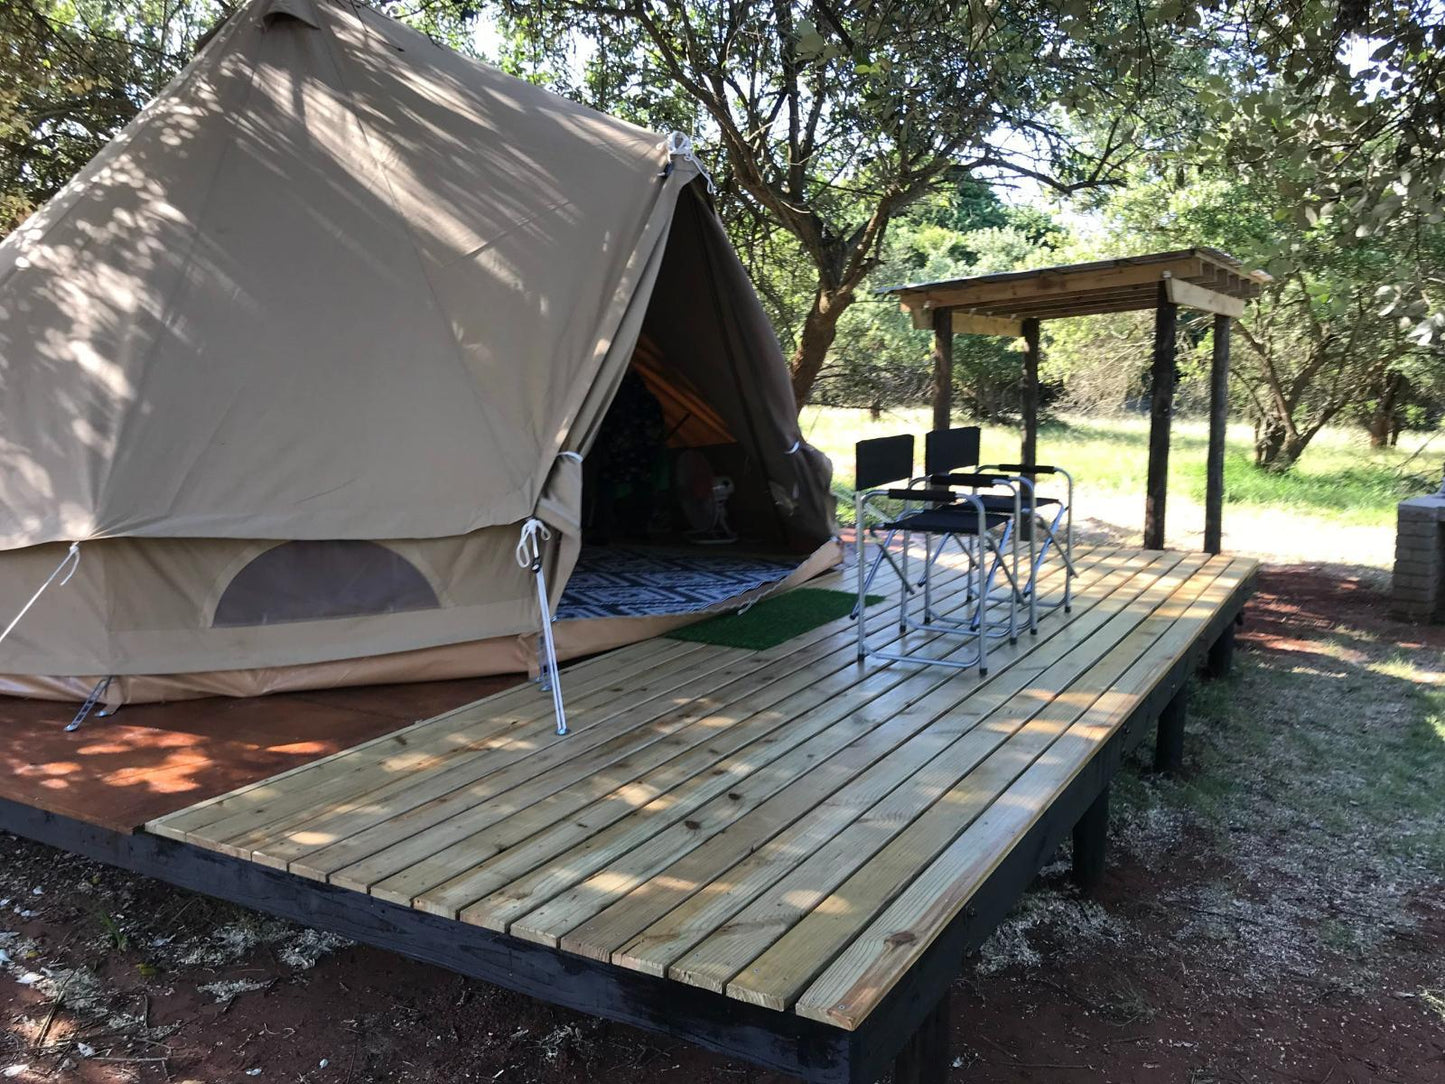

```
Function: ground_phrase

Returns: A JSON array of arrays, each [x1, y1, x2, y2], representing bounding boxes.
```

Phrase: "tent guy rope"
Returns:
[[0, 542, 80, 648]]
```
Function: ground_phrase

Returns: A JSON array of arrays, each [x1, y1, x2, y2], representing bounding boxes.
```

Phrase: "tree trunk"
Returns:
[[1368, 413, 1388, 447], [1367, 372, 1404, 448], [789, 287, 853, 409], [1253, 412, 1310, 472]]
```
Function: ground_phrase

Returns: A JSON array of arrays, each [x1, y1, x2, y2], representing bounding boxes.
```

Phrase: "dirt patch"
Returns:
[[1, 565, 1441, 1083]]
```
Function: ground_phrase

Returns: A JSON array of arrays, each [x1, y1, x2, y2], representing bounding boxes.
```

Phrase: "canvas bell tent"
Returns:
[[0, 0, 835, 707]]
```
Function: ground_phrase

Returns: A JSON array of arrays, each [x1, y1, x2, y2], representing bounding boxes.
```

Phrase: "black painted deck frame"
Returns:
[[0, 568, 1253, 1083]]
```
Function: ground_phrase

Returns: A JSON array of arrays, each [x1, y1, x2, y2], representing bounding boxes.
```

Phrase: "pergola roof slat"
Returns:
[[883, 247, 1265, 321]]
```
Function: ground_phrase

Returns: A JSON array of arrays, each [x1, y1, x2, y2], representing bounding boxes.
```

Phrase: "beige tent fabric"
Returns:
[[0, 533, 542, 676], [0, 0, 692, 548], [640, 192, 834, 543], [0, 0, 835, 697], [0, 541, 840, 703]]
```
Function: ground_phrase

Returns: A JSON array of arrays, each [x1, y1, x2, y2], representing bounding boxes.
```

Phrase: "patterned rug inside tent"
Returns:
[[556, 546, 799, 620]]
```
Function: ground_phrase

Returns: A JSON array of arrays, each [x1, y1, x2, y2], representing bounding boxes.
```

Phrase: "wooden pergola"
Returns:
[[883, 248, 1269, 554]]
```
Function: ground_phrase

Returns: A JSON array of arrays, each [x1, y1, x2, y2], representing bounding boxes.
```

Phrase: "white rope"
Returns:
[[785, 440, 801, 455], [558, 450, 583, 463], [0, 542, 80, 647], [662, 132, 718, 196], [515, 517, 551, 570]]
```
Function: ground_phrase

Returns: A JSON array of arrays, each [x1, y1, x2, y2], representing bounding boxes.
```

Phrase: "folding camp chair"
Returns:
[[849, 434, 918, 619], [853, 434, 1016, 676], [975, 461, 1077, 624], [909, 427, 1025, 643]]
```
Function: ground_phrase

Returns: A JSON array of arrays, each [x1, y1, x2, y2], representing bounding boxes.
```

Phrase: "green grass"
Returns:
[[801, 406, 1438, 528], [1122, 642, 1445, 872], [1105, 632, 1443, 987]]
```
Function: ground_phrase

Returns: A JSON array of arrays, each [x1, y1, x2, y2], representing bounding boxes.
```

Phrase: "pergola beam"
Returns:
[[951, 312, 1025, 337], [906, 256, 1207, 312], [903, 277, 1253, 324], [907, 308, 1024, 337], [1164, 276, 1246, 318]]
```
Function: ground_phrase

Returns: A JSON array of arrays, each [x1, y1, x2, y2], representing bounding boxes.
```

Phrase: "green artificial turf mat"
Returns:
[[666, 587, 884, 650]]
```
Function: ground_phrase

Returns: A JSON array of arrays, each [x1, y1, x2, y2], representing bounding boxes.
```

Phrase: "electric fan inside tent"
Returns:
[[676, 449, 736, 544]]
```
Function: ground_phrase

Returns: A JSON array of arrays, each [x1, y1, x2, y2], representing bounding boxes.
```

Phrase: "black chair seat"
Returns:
[[975, 493, 1060, 514], [883, 507, 1011, 534]]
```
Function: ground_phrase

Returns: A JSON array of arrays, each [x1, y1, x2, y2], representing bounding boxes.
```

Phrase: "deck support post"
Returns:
[[1204, 314, 1231, 554], [1071, 785, 1110, 892], [931, 307, 954, 433], [1154, 685, 1188, 775], [1144, 280, 1178, 551], [1205, 623, 1236, 679], [1021, 317, 1041, 468], [893, 990, 950, 1084]]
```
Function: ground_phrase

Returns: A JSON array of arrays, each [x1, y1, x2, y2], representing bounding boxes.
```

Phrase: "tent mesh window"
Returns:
[[213, 541, 439, 627]]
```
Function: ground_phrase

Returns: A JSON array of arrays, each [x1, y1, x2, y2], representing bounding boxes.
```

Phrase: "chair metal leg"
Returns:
[[856, 496, 868, 661], [976, 527, 990, 675], [850, 527, 906, 619], [898, 530, 911, 632]]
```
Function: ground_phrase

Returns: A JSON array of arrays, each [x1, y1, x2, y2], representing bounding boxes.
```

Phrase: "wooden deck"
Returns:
[[147, 545, 1255, 1033]]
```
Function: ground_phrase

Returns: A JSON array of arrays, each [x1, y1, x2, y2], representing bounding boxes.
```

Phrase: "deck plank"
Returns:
[[441, 552, 1134, 931], [391, 554, 1119, 918], [148, 635, 717, 842], [787, 557, 1254, 1027], [718, 553, 1232, 1012], [296, 555, 1009, 888], [598, 552, 1185, 979], [560, 552, 1184, 965], [173, 641, 762, 857], [144, 544, 1256, 1039]]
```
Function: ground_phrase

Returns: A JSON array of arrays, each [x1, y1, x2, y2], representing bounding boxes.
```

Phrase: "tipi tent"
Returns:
[[0, 0, 835, 707]]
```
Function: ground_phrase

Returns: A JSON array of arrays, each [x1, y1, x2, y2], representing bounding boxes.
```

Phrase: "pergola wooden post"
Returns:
[[887, 248, 1266, 556], [1021, 317, 1041, 468], [1203, 314, 1232, 554], [1144, 280, 1178, 551], [931, 307, 953, 433]]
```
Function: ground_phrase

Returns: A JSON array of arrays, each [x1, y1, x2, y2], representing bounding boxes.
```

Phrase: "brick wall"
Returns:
[[1393, 495, 1445, 622]]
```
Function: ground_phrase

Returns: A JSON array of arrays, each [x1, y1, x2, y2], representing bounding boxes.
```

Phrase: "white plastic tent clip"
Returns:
[[662, 132, 718, 196], [516, 518, 568, 736]]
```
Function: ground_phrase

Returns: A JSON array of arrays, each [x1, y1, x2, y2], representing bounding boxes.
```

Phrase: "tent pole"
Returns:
[[516, 519, 568, 736], [533, 568, 568, 736], [67, 675, 113, 733]]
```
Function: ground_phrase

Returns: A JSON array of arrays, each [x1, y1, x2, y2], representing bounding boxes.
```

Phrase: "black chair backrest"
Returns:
[[855, 434, 914, 490], [924, 427, 980, 477]]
